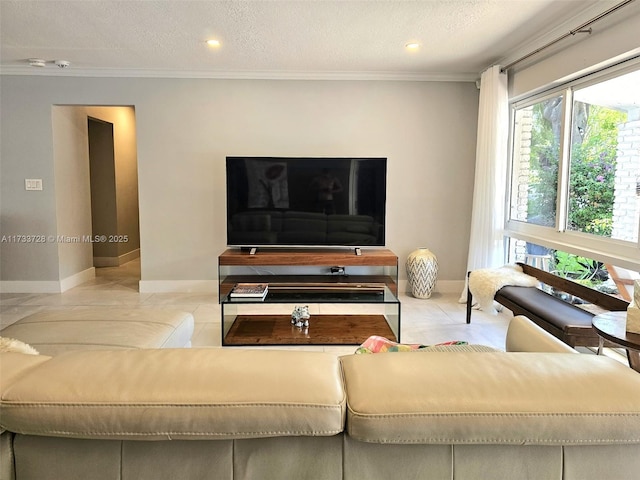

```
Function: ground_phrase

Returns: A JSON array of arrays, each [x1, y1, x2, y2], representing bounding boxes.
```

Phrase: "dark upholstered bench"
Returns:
[[467, 263, 629, 348]]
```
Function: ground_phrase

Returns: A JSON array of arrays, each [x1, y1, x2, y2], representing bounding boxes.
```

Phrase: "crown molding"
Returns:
[[0, 65, 478, 83]]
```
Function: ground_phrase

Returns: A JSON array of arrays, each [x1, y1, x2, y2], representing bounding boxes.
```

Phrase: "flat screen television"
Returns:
[[226, 156, 387, 247]]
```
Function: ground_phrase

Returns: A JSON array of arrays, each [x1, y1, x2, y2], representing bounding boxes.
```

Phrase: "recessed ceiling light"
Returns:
[[206, 39, 221, 47], [28, 58, 46, 67], [405, 42, 420, 50]]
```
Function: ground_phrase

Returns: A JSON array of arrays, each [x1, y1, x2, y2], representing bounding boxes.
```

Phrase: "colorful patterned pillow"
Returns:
[[355, 335, 468, 354]]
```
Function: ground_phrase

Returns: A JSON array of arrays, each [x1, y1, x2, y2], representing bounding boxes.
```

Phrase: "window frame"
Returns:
[[505, 60, 640, 271]]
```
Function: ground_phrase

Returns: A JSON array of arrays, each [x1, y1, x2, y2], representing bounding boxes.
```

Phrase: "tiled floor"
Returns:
[[0, 258, 516, 355]]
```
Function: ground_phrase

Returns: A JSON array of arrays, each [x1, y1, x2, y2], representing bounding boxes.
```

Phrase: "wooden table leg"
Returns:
[[627, 350, 640, 373]]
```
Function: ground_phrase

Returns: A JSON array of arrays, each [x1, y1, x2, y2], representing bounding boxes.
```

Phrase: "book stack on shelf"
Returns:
[[230, 283, 269, 300]]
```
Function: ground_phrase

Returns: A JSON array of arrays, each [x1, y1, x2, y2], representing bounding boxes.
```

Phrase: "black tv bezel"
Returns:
[[225, 156, 387, 249]]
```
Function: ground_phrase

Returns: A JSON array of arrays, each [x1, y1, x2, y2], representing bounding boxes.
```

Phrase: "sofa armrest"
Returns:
[[506, 315, 578, 353]]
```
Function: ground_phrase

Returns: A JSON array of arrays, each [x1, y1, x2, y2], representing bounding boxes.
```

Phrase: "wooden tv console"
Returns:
[[218, 248, 400, 346]]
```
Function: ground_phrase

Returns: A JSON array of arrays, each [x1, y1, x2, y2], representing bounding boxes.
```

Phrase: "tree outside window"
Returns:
[[508, 67, 640, 291]]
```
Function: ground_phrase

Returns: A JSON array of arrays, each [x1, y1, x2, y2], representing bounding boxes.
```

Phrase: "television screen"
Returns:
[[226, 157, 387, 247]]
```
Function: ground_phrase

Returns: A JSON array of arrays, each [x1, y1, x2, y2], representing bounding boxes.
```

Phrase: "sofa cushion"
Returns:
[[326, 232, 377, 245], [326, 215, 378, 245], [282, 217, 326, 233], [341, 352, 640, 445], [0, 309, 194, 356], [227, 230, 279, 245], [0, 353, 52, 390], [326, 215, 374, 234], [496, 286, 595, 331], [279, 212, 328, 244], [283, 211, 326, 221], [0, 349, 346, 441], [231, 212, 272, 232]]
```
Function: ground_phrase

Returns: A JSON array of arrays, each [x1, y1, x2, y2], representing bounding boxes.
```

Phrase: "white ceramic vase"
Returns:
[[406, 248, 438, 299]]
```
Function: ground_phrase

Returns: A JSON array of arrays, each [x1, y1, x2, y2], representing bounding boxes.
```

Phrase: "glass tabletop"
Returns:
[[222, 284, 398, 304]]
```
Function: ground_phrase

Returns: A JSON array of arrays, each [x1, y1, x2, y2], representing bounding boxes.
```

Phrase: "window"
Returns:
[[506, 64, 640, 271], [568, 76, 637, 242], [509, 94, 563, 228], [507, 240, 636, 304]]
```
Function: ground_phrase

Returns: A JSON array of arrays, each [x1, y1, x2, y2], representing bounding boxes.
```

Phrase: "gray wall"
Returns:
[[0, 77, 479, 291]]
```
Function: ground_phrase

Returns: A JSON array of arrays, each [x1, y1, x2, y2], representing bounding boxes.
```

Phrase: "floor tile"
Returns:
[[1, 258, 515, 353]]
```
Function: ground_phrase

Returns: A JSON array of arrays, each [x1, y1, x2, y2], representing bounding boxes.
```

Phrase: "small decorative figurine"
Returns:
[[291, 305, 310, 328]]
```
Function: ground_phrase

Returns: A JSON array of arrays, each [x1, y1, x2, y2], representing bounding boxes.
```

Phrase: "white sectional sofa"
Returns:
[[1, 316, 640, 480], [0, 308, 195, 355]]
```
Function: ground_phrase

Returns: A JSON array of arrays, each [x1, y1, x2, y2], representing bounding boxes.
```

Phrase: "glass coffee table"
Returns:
[[220, 284, 401, 346], [592, 311, 640, 372]]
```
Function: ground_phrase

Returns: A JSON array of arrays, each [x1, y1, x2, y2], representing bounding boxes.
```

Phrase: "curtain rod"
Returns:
[[501, 0, 636, 73]]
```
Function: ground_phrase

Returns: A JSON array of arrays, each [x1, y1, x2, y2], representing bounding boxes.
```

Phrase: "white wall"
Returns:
[[0, 76, 479, 292], [52, 107, 94, 282], [509, 2, 640, 99]]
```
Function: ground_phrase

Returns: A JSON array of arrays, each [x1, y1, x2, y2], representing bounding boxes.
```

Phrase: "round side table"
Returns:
[[592, 311, 640, 373]]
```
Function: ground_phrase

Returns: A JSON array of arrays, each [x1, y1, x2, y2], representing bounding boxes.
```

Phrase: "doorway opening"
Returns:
[[52, 105, 140, 291], [86, 108, 140, 272]]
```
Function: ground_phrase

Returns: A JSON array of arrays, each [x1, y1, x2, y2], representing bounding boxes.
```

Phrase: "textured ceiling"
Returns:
[[0, 0, 626, 79]]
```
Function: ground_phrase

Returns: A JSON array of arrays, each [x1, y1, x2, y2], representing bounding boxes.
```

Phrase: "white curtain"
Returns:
[[459, 65, 509, 302]]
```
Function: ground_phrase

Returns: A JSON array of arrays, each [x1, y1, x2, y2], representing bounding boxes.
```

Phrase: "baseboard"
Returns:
[[0, 280, 63, 294], [93, 248, 140, 267], [1, 277, 465, 296], [119, 248, 140, 265], [400, 279, 465, 296], [60, 267, 95, 292], [139, 280, 218, 293], [0, 267, 96, 294], [434, 279, 466, 294]]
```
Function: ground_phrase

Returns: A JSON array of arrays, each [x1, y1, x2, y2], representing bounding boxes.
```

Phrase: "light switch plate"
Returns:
[[25, 179, 43, 191]]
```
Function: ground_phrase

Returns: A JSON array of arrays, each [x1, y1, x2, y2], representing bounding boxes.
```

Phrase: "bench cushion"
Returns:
[[0, 309, 194, 356], [496, 286, 594, 331], [0, 349, 346, 440], [341, 352, 640, 445]]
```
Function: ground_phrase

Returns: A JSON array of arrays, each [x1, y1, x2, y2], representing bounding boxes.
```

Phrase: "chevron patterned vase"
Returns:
[[406, 248, 438, 299]]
